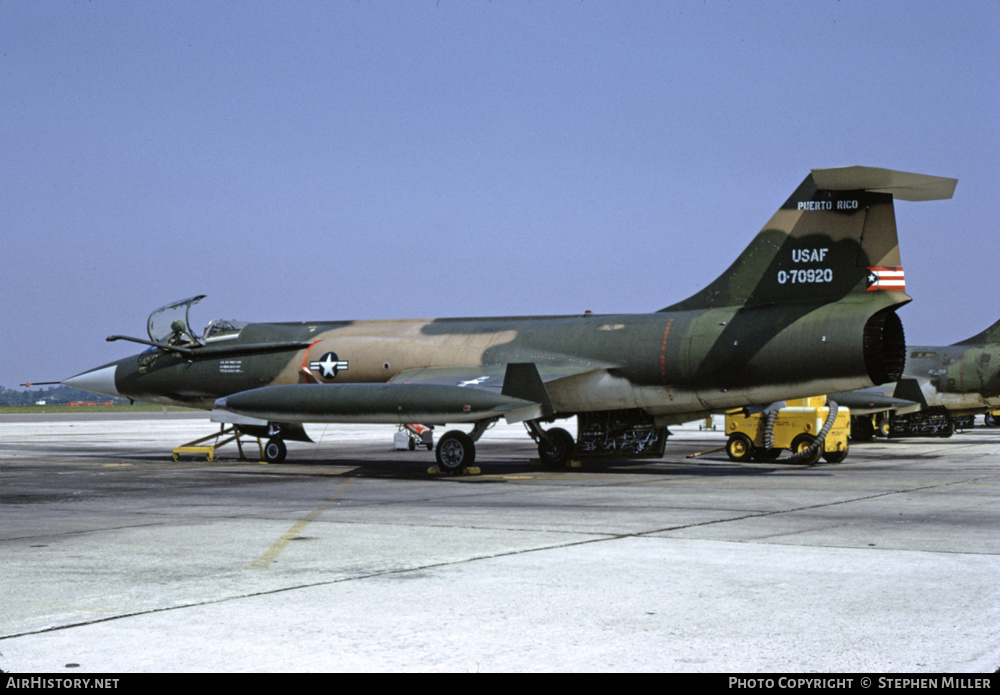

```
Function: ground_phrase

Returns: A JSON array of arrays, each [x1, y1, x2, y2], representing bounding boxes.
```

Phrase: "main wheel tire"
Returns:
[[726, 433, 755, 462], [789, 433, 821, 465], [877, 418, 891, 437], [986, 413, 999, 427], [537, 427, 576, 467], [435, 431, 475, 472], [264, 438, 287, 464], [851, 417, 875, 442]]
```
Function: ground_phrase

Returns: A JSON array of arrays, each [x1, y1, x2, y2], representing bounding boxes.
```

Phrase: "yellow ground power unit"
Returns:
[[724, 396, 850, 464]]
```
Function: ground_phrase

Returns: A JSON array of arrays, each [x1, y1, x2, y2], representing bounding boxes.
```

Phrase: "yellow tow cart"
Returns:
[[724, 396, 850, 464]]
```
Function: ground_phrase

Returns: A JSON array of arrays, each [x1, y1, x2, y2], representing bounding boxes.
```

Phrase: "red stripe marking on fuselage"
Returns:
[[659, 318, 675, 401], [300, 340, 324, 383]]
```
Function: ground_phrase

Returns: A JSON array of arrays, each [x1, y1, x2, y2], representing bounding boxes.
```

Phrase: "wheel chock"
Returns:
[[427, 466, 482, 476]]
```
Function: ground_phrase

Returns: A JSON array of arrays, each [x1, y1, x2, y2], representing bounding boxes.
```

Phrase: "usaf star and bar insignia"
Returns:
[[309, 352, 349, 379]]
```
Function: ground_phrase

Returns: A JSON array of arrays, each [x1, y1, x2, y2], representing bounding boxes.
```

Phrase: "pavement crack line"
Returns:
[[0, 531, 618, 641], [629, 474, 1000, 536]]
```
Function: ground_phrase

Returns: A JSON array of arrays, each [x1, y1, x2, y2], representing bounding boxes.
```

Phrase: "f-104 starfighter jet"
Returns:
[[64, 166, 956, 471]]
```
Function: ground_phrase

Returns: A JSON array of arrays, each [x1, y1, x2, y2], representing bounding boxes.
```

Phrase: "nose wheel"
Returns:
[[263, 437, 287, 463]]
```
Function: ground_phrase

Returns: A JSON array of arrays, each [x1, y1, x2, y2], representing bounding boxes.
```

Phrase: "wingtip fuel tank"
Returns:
[[216, 383, 542, 425]]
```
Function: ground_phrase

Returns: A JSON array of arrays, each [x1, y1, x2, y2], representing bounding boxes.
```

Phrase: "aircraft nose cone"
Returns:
[[62, 364, 121, 399]]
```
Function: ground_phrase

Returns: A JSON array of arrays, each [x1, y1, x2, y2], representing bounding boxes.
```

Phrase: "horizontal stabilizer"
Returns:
[[811, 167, 957, 201]]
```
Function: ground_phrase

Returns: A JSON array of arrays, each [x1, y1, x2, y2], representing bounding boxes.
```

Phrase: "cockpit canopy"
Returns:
[[147, 295, 246, 347], [203, 318, 248, 342]]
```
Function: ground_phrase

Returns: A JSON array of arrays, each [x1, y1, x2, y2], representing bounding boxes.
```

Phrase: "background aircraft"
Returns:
[[836, 317, 1000, 438], [64, 166, 956, 470]]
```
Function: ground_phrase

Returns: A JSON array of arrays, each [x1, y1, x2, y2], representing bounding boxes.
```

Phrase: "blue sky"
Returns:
[[3, 1, 997, 388]]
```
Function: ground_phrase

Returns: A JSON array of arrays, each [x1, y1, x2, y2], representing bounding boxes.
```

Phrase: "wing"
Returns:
[[390, 362, 597, 409], [215, 363, 600, 426]]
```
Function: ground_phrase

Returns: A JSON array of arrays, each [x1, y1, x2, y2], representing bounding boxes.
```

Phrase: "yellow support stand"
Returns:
[[172, 425, 263, 462]]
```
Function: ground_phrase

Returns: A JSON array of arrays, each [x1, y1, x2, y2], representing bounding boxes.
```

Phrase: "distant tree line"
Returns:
[[0, 385, 128, 406]]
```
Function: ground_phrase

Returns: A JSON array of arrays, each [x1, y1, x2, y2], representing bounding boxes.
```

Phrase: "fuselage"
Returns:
[[902, 343, 1000, 414], [73, 298, 902, 426]]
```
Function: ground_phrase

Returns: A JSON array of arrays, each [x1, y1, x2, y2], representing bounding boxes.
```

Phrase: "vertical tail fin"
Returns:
[[661, 166, 957, 312], [954, 317, 1000, 346]]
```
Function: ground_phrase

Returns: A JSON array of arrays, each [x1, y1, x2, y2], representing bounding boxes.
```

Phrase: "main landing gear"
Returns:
[[432, 419, 578, 474], [254, 410, 669, 471], [434, 430, 478, 472], [525, 421, 576, 468], [433, 419, 497, 473]]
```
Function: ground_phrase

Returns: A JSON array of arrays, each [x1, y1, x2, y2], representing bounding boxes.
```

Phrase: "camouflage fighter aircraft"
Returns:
[[64, 166, 956, 470], [835, 316, 1000, 438]]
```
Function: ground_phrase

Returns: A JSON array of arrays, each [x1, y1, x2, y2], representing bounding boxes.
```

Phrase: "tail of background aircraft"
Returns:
[[662, 166, 957, 313], [954, 317, 1000, 346]]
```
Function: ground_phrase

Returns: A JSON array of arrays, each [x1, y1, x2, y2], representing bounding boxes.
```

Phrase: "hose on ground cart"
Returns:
[[785, 400, 839, 463], [761, 401, 840, 463], [762, 409, 779, 450]]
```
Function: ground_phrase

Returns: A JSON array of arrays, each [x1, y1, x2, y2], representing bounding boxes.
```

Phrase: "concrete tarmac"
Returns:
[[1, 412, 998, 673]]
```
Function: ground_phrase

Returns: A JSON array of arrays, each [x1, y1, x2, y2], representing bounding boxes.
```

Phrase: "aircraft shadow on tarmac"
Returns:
[[158, 449, 840, 480], [24, 426, 1000, 478]]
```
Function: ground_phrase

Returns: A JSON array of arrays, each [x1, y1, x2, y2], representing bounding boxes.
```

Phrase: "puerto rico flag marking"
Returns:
[[866, 266, 905, 291]]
